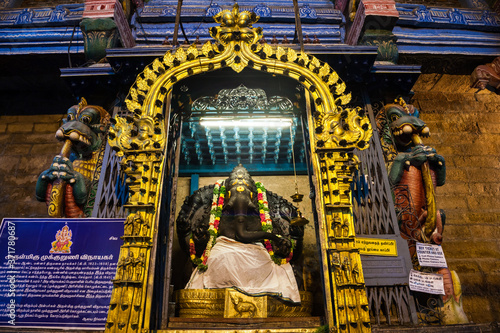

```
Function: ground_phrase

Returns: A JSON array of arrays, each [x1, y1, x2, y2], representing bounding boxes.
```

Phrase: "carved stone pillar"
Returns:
[[346, 0, 399, 63], [80, 17, 119, 62], [80, 0, 136, 62], [359, 29, 398, 63]]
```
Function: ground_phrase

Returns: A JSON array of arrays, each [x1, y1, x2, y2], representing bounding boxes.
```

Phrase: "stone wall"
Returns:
[[411, 74, 500, 323], [0, 114, 64, 219]]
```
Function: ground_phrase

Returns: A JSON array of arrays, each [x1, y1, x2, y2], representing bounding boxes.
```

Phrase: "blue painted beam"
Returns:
[[60, 64, 116, 77], [0, 4, 83, 27], [394, 26, 500, 55], [0, 4, 84, 55], [133, 22, 345, 45], [0, 27, 84, 54], [395, 3, 500, 32], [190, 174, 199, 194], [138, 0, 343, 23]]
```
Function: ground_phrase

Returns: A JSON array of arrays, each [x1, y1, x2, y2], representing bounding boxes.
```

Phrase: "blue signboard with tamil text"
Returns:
[[0, 218, 124, 329]]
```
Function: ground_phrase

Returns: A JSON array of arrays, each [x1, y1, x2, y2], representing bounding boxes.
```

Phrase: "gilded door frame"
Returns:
[[107, 4, 372, 333]]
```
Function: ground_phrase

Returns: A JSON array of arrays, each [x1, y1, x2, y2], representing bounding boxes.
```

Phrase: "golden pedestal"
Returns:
[[176, 289, 313, 318]]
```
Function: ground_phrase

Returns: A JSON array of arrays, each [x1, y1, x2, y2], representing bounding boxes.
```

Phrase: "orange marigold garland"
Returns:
[[256, 182, 295, 265], [189, 179, 225, 271], [189, 180, 294, 271]]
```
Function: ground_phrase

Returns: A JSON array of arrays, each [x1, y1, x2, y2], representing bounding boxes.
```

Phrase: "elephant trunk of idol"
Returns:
[[224, 187, 257, 219], [412, 134, 436, 242]]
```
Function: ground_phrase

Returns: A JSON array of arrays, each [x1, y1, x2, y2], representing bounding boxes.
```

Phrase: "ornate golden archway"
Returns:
[[107, 4, 372, 333]]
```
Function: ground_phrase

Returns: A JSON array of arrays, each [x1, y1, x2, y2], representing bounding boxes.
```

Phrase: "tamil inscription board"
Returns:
[[0, 218, 124, 329]]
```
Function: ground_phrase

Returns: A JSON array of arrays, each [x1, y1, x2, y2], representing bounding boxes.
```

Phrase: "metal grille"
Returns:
[[352, 137, 396, 236], [351, 100, 418, 326], [91, 106, 129, 218], [366, 286, 415, 325]]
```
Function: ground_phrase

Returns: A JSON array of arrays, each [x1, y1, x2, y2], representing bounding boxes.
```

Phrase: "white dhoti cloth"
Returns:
[[186, 236, 301, 303]]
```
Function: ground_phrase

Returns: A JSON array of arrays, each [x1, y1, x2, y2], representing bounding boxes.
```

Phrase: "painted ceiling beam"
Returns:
[[0, 4, 83, 27], [133, 22, 345, 45], [0, 27, 84, 54], [137, 0, 344, 23], [394, 26, 500, 56], [395, 3, 500, 32]]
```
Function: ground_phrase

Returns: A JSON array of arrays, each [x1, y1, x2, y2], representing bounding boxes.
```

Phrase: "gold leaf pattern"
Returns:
[[152, 58, 164, 72], [338, 92, 351, 105], [328, 71, 339, 86], [335, 82, 346, 95], [125, 99, 142, 112], [213, 43, 221, 53], [309, 57, 320, 72], [163, 52, 175, 67], [229, 57, 248, 73], [144, 66, 157, 81], [136, 77, 150, 92], [287, 48, 297, 63], [130, 88, 138, 102], [187, 44, 199, 59], [202, 41, 213, 57], [319, 64, 330, 78], [252, 43, 263, 53], [262, 43, 274, 57], [175, 47, 187, 63], [276, 46, 286, 61], [312, 57, 321, 68], [298, 53, 309, 66]]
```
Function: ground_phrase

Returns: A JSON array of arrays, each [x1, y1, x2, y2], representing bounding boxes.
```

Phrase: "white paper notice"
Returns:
[[416, 242, 448, 268], [409, 269, 445, 295]]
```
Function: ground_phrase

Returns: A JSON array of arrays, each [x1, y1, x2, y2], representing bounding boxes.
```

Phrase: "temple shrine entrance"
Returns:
[[106, 4, 374, 333], [157, 70, 323, 328]]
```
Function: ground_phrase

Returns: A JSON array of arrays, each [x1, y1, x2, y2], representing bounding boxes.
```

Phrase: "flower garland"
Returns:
[[189, 179, 225, 271], [256, 182, 295, 265], [189, 180, 294, 271]]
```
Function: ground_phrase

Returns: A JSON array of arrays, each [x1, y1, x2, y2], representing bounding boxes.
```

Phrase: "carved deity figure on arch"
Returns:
[[176, 165, 308, 303]]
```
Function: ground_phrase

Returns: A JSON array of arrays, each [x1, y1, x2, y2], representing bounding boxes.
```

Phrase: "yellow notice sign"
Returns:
[[355, 237, 398, 256]]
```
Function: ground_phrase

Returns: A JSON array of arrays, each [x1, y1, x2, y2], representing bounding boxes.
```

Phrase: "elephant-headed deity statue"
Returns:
[[176, 165, 307, 303]]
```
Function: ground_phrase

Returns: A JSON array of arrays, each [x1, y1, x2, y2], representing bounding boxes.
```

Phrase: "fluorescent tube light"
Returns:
[[200, 118, 292, 128]]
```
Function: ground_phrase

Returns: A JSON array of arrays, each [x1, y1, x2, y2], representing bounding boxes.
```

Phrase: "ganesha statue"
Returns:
[[35, 98, 110, 218], [378, 98, 468, 324], [176, 165, 306, 303]]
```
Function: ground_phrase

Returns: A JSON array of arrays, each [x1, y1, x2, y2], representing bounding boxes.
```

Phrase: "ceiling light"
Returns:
[[200, 118, 293, 128]]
